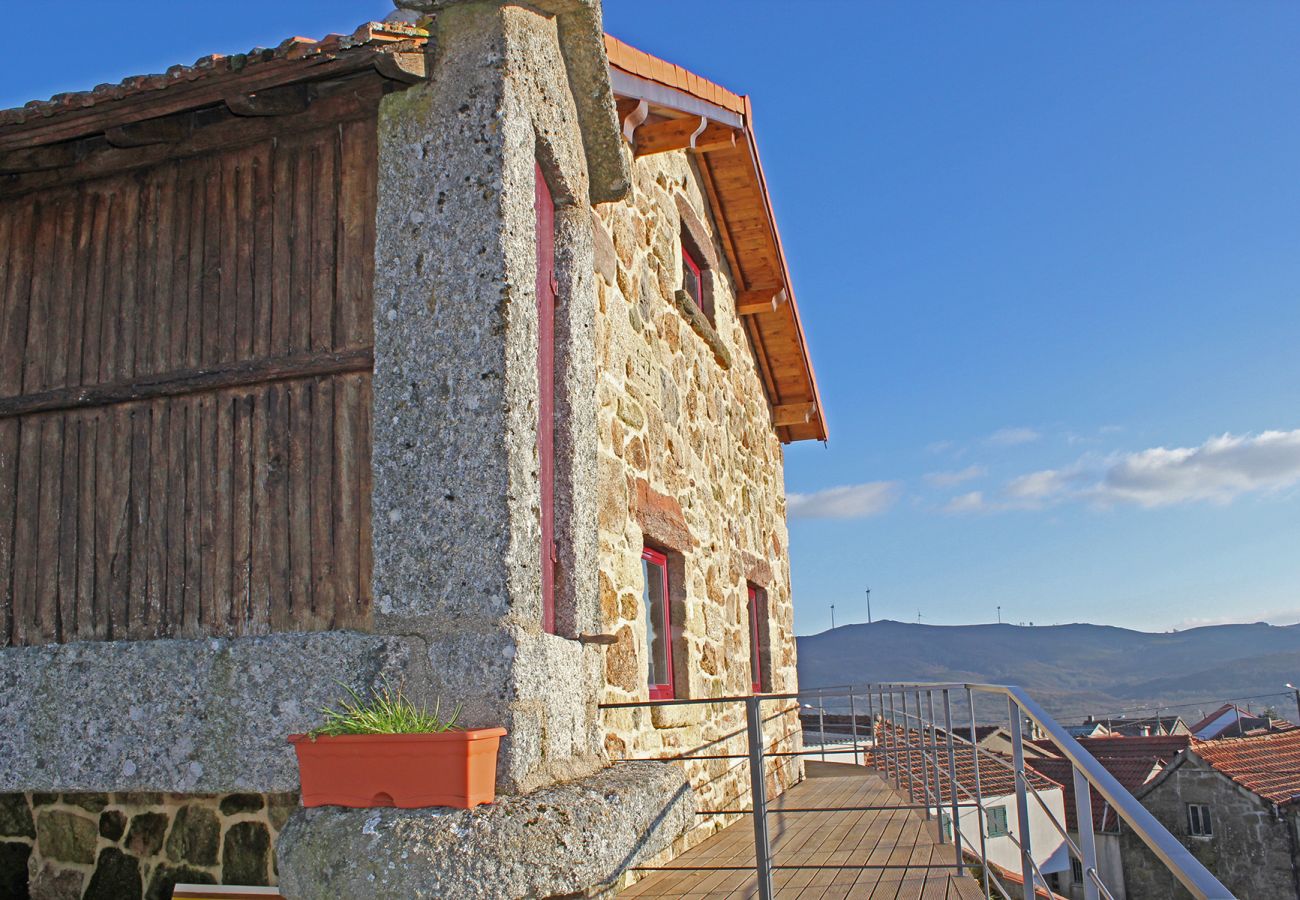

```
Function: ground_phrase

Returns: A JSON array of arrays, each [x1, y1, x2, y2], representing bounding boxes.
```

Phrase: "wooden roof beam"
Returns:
[[105, 111, 196, 147], [633, 114, 707, 157], [226, 83, 311, 117], [772, 402, 816, 428], [691, 120, 738, 153], [736, 287, 788, 316], [372, 51, 427, 84], [0, 141, 83, 174]]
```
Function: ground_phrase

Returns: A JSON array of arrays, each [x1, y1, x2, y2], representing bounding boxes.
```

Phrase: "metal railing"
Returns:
[[601, 682, 1235, 900]]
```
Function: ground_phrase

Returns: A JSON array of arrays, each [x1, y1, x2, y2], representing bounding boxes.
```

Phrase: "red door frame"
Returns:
[[535, 162, 556, 633], [642, 547, 675, 700]]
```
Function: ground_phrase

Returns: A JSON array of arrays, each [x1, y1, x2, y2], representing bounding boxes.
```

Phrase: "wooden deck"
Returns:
[[620, 762, 984, 900]]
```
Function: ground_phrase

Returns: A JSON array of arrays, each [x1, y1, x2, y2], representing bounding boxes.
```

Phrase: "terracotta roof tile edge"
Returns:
[[603, 34, 746, 116], [0, 21, 429, 129]]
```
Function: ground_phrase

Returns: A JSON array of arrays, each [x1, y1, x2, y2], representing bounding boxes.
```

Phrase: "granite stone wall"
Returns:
[[0, 791, 295, 900], [592, 142, 804, 855], [366, 0, 607, 797]]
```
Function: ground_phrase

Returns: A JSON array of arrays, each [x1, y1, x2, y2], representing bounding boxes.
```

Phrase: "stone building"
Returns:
[[1121, 730, 1300, 899], [0, 0, 824, 896]]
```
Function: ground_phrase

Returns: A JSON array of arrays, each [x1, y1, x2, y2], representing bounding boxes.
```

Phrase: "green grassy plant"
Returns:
[[309, 681, 462, 737]]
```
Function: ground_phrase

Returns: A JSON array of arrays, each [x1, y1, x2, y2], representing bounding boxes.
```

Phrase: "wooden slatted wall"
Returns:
[[0, 110, 377, 646]]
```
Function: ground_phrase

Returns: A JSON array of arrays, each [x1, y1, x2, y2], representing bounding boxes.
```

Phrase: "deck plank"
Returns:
[[623, 762, 978, 899]]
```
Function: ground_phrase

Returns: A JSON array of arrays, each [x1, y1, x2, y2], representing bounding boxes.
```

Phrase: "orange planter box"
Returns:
[[288, 728, 507, 809]]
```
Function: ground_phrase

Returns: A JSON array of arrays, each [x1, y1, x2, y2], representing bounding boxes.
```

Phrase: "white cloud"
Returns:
[[1093, 430, 1300, 507], [787, 482, 900, 520], [998, 429, 1300, 510], [985, 427, 1042, 447], [943, 491, 986, 514], [1005, 467, 1084, 503], [924, 465, 987, 488]]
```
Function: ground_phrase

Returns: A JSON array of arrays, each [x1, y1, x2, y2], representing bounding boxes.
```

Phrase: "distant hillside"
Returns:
[[795, 620, 1300, 724]]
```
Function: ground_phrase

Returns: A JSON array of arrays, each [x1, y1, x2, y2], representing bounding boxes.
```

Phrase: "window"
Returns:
[[747, 585, 766, 693], [1187, 803, 1213, 837], [641, 547, 675, 699], [986, 806, 1009, 837], [1071, 856, 1084, 884], [682, 243, 702, 310], [679, 223, 715, 324], [535, 161, 557, 633]]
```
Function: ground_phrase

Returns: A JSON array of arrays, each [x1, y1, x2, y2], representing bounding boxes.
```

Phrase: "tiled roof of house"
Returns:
[[0, 22, 428, 130], [1192, 729, 1300, 806], [1026, 738, 1063, 757], [1075, 734, 1191, 764], [876, 724, 1060, 803], [1026, 755, 1161, 833]]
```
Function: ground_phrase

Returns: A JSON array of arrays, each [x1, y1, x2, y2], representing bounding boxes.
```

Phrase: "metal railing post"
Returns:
[[1008, 697, 1035, 900], [928, 690, 942, 834], [868, 686, 878, 764], [968, 687, 990, 899], [744, 696, 775, 900], [886, 688, 898, 785], [849, 688, 861, 766], [943, 689, 962, 871], [1073, 765, 1102, 900], [901, 690, 916, 802], [919, 691, 933, 822], [818, 690, 826, 762], [885, 686, 895, 781]]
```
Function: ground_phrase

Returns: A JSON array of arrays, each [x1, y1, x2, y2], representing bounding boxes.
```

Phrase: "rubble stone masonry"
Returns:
[[0, 791, 295, 900], [593, 143, 804, 854]]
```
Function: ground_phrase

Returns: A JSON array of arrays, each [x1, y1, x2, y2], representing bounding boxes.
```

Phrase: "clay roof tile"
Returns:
[[1192, 729, 1300, 805], [0, 22, 431, 132]]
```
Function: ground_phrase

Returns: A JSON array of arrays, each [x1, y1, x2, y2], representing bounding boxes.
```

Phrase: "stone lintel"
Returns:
[[0, 632, 418, 794], [634, 477, 697, 552], [276, 761, 693, 898]]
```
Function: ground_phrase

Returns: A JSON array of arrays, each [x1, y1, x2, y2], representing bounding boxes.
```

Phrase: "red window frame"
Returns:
[[681, 243, 702, 308], [642, 547, 675, 700], [747, 585, 764, 693], [535, 162, 557, 633]]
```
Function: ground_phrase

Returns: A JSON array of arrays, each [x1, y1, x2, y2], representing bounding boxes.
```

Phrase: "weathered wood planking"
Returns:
[[0, 106, 377, 646]]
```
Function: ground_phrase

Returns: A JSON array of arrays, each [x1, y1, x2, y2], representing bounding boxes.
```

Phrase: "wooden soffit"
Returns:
[[604, 35, 827, 443]]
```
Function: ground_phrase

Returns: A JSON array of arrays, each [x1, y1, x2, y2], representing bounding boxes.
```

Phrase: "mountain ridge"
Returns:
[[795, 620, 1300, 723]]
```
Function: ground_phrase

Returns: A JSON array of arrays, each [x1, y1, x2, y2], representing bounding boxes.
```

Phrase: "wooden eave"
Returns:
[[605, 37, 827, 444]]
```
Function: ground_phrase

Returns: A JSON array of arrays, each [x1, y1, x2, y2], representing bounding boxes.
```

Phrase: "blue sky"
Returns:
[[5, 1, 1298, 635]]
